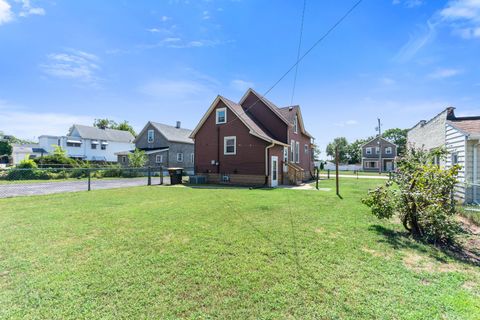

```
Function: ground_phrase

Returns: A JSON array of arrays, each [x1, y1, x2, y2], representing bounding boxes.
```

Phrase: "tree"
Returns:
[[115, 121, 136, 137], [362, 148, 460, 243], [128, 149, 147, 167], [346, 138, 370, 164], [383, 128, 408, 155], [312, 144, 321, 161], [326, 137, 349, 163], [0, 140, 12, 163], [94, 118, 118, 130]]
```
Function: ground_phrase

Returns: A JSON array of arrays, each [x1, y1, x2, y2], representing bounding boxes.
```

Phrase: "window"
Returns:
[[66, 141, 81, 147], [91, 143, 97, 150], [283, 147, 288, 163], [224, 136, 236, 155], [365, 161, 378, 168], [291, 140, 295, 162], [156, 155, 163, 163], [122, 156, 127, 163], [304, 144, 308, 154], [375, 147, 380, 154], [451, 152, 459, 165], [216, 108, 227, 124], [190, 153, 194, 163], [293, 115, 298, 134], [147, 129, 155, 143], [295, 141, 300, 163], [385, 147, 392, 154], [177, 153, 184, 162], [101, 143, 107, 150], [366, 147, 372, 155]]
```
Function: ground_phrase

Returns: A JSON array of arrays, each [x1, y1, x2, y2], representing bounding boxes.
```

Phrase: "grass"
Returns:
[[0, 180, 479, 319], [459, 205, 480, 226], [321, 170, 388, 176]]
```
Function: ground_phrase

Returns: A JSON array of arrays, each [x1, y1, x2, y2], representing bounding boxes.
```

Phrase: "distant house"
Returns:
[[39, 124, 135, 162], [189, 88, 315, 187], [408, 107, 480, 203], [117, 121, 194, 169], [361, 136, 397, 172], [11, 144, 47, 165]]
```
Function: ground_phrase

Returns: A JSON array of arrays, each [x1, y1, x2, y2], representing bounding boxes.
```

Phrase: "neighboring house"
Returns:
[[189, 88, 315, 187], [117, 121, 194, 169], [11, 144, 47, 165], [39, 124, 135, 162], [361, 136, 397, 172], [407, 107, 480, 203]]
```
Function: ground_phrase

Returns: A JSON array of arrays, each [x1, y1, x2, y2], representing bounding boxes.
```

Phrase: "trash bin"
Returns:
[[168, 168, 183, 185]]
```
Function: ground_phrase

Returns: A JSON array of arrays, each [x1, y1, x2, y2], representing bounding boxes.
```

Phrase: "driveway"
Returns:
[[0, 177, 170, 199]]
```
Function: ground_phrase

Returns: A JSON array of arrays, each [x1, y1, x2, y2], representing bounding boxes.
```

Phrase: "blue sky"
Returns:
[[1, 0, 480, 154]]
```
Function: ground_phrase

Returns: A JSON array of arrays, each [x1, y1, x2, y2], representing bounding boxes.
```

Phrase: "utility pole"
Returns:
[[377, 118, 382, 174], [335, 145, 339, 196]]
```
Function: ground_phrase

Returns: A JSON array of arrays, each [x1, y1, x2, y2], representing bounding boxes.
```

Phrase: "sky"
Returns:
[[1, 0, 480, 155]]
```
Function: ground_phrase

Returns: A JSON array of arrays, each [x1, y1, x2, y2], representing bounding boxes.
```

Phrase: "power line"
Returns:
[[224, 0, 364, 127], [290, 0, 307, 106]]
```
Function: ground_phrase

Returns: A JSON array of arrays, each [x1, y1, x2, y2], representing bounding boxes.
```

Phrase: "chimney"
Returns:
[[176, 121, 181, 129]]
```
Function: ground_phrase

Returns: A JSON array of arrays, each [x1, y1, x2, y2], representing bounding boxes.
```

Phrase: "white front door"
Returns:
[[271, 156, 278, 187], [385, 160, 393, 171]]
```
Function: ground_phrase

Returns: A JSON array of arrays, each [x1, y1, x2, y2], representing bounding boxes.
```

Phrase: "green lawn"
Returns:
[[0, 180, 478, 319], [321, 170, 389, 176]]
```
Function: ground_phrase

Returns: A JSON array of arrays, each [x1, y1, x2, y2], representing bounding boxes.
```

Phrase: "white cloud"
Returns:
[[440, 0, 480, 38], [0, 101, 94, 140], [392, 0, 425, 8], [334, 120, 358, 127], [427, 68, 462, 79], [0, 0, 13, 25], [160, 15, 171, 22], [202, 10, 210, 20], [394, 20, 437, 62], [18, 0, 45, 17], [40, 49, 101, 86], [230, 79, 254, 91]]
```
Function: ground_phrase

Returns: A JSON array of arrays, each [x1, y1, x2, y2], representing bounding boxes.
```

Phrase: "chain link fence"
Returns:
[[0, 166, 195, 199]]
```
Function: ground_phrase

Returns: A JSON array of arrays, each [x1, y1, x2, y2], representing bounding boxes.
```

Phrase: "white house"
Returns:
[[408, 107, 480, 203], [39, 124, 135, 162], [11, 144, 48, 165]]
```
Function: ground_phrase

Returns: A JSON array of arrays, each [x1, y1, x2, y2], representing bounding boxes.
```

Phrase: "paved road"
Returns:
[[0, 177, 170, 199]]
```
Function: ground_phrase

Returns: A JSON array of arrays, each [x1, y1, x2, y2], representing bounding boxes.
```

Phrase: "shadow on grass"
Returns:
[[369, 224, 480, 267]]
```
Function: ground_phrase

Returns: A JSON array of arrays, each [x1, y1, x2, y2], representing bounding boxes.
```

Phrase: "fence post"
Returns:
[[160, 166, 163, 185], [316, 168, 319, 190], [147, 166, 152, 186], [327, 169, 330, 179], [87, 169, 91, 191]]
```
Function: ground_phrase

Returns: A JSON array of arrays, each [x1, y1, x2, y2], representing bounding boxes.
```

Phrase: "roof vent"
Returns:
[[289, 106, 293, 111], [176, 121, 181, 129]]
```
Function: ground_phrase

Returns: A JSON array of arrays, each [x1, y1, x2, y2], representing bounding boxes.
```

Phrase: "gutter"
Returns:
[[265, 142, 275, 185]]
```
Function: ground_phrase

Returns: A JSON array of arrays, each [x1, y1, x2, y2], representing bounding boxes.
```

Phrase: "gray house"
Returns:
[[361, 136, 397, 172], [117, 121, 194, 169]]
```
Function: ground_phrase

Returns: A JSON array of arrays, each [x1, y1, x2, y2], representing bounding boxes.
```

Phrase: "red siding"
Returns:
[[240, 92, 288, 143], [288, 112, 314, 176], [194, 100, 269, 175]]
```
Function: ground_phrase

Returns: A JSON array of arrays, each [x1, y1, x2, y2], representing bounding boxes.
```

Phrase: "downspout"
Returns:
[[217, 126, 220, 174], [265, 142, 275, 186], [474, 142, 478, 203]]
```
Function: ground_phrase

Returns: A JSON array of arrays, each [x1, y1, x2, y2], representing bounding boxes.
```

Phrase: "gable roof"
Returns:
[[189, 95, 288, 146], [71, 124, 135, 143], [238, 88, 290, 125], [448, 118, 480, 135], [278, 105, 313, 138], [360, 136, 397, 148], [150, 122, 194, 144]]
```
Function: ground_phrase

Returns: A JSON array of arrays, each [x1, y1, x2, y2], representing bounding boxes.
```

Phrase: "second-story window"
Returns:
[[385, 147, 392, 154], [177, 153, 184, 162], [366, 147, 372, 155], [294, 114, 298, 133], [147, 130, 155, 143], [216, 108, 227, 124], [375, 147, 380, 154]]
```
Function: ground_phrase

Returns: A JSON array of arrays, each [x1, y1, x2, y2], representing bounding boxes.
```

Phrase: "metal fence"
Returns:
[[0, 166, 195, 199]]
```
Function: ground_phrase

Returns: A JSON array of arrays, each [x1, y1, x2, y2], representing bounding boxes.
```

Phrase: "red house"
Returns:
[[190, 89, 315, 186]]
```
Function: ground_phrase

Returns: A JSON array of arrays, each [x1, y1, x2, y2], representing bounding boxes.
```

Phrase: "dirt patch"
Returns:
[[361, 246, 391, 259], [403, 252, 460, 273], [314, 227, 324, 233]]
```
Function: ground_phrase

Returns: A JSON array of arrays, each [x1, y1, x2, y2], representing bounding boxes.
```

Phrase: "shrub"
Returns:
[[362, 148, 461, 244], [17, 158, 38, 169]]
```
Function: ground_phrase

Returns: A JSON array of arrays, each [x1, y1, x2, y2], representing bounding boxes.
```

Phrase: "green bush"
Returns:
[[17, 158, 38, 169], [362, 149, 461, 244]]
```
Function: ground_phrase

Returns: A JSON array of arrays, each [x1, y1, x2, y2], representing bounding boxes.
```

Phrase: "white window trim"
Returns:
[[156, 154, 163, 163], [375, 147, 380, 154], [295, 141, 300, 164], [293, 115, 298, 134], [366, 147, 372, 155], [147, 129, 155, 143], [291, 140, 295, 162], [177, 153, 184, 162], [385, 147, 392, 155], [190, 153, 194, 163], [304, 144, 308, 154], [216, 107, 227, 124], [224, 136, 237, 155]]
